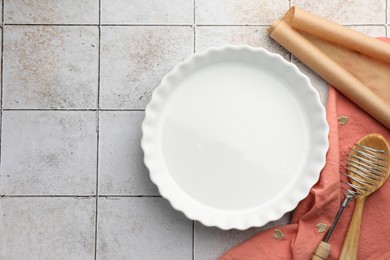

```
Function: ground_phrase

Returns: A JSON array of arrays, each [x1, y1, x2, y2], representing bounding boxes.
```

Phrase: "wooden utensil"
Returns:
[[339, 134, 390, 260], [312, 133, 389, 260]]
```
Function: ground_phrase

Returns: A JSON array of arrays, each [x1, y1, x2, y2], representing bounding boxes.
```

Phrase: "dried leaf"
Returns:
[[338, 116, 349, 125], [273, 229, 284, 240], [316, 223, 327, 233]]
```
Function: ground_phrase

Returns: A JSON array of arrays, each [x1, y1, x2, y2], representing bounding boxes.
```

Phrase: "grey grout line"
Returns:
[[2, 108, 99, 111], [99, 108, 145, 112], [94, 1, 102, 259], [99, 109, 145, 112], [1, 195, 96, 198], [4, 23, 100, 26], [99, 195, 162, 198], [94, 194, 99, 258], [0, 0, 4, 165], [193, 25, 196, 53], [90, 24, 194, 26], [4, 23, 193, 27], [0, 195, 162, 198], [2, 23, 388, 27], [193, 0, 196, 25], [2, 108, 145, 111], [192, 221, 195, 260]]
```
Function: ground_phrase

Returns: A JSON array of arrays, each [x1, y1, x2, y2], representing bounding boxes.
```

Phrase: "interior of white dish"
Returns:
[[142, 46, 328, 229], [160, 60, 309, 210]]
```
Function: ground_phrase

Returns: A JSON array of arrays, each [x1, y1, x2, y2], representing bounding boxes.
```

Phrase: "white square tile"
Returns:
[[0, 111, 97, 195], [3, 26, 98, 109], [194, 213, 290, 259], [100, 26, 193, 109], [292, 0, 386, 24], [0, 197, 95, 259], [195, 26, 290, 60], [102, 0, 193, 24], [97, 197, 192, 259], [388, 0, 390, 25], [99, 111, 158, 195], [4, 0, 99, 24], [0, 0, 2, 23], [196, 0, 289, 25], [348, 25, 386, 37]]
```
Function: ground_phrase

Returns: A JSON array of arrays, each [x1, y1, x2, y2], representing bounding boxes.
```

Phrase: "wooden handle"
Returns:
[[311, 241, 331, 260], [339, 196, 366, 260]]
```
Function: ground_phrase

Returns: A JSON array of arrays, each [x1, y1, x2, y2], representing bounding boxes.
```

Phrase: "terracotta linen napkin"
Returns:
[[219, 37, 390, 259]]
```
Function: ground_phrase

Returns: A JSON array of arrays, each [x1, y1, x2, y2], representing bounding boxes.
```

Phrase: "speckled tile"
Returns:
[[195, 0, 289, 25], [97, 197, 192, 260], [0, 0, 2, 23], [0, 197, 95, 259], [292, 0, 386, 24], [99, 111, 158, 195], [348, 25, 387, 37], [195, 26, 290, 60], [292, 26, 386, 105], [194, 213, 290, 259], [102, 0, 193, 24], [388, 0, 390, 25], [0, 111, 97, 195], [3, 26, 98, 109], [100, 26, 193, 109], [4, 0, 98, 24]]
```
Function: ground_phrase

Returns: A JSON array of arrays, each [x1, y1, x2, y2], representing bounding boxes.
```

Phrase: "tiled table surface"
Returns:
[[0, 1, 388, 259]]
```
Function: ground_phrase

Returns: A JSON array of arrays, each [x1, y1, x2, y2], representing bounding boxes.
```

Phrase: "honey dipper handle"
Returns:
[[311, 241, 331, 260], [339, 196, 366, 260]]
